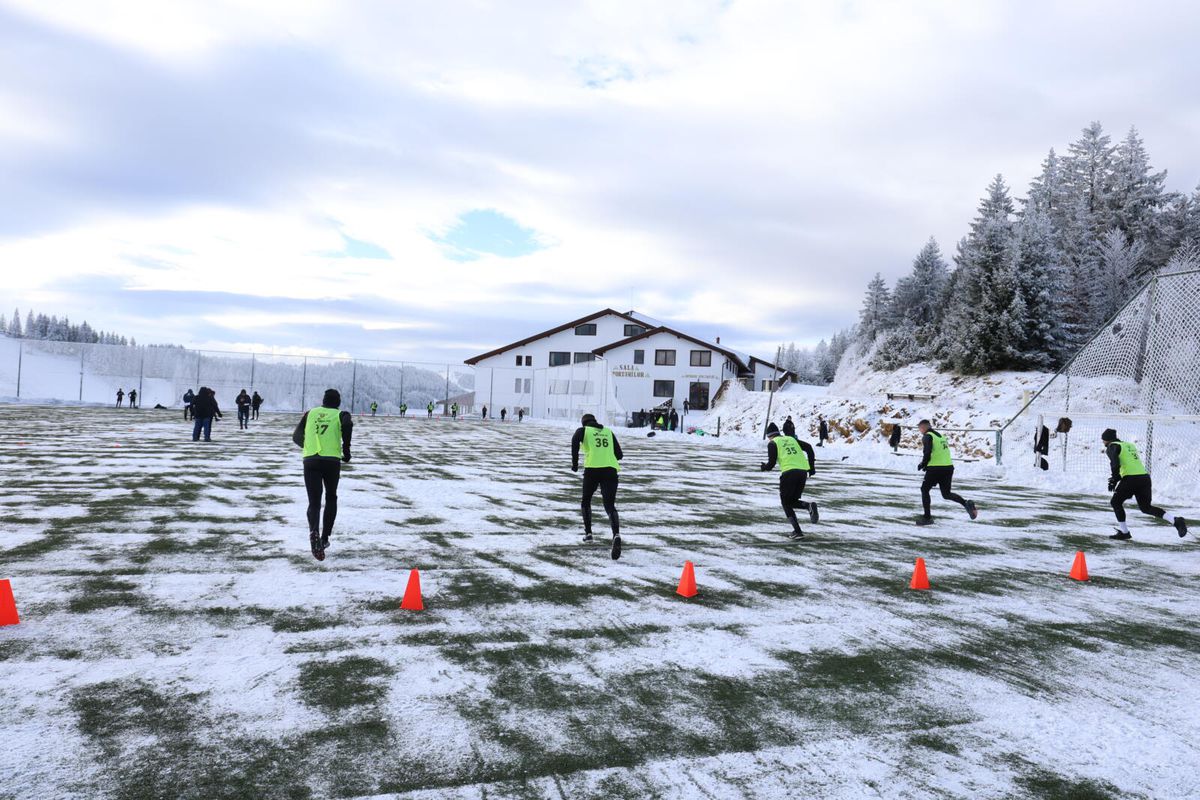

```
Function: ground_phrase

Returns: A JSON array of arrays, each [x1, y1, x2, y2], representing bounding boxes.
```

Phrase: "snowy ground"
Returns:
[[2, 406, 1199, 800]]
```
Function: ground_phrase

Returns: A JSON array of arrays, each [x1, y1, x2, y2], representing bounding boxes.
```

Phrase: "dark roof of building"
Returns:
[[463, 308, 645, 365], [748, 354, 797, 380]]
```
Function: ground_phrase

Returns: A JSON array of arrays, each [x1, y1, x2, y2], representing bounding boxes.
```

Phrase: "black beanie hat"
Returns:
[[322, 388, 342, 408], [581, 413, 598, 426], [1101, 428, 1118, 442], [766, 422, 780, 436]]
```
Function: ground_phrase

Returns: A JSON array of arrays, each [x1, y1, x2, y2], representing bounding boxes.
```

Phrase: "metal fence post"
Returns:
[[137, 348, 145, 405], [249, 354, 256, 392], [443, 364, 449, 415], [301, 357, 308, 411], [79, 347, 85, 402], [994, 429, 1003, 466], [15, 340, 22, 398], [350, 359, 358, 414], [195, 351, 202, 389], [399, 362, 405, 405]]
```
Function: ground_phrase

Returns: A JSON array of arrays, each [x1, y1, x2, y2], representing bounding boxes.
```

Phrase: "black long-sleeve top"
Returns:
[[292, 407, 354, 460], [762, 437, 816, 473], [571, 423, 623, 469], [919, 431, 934, 470], [1105, 441, 1124, 481]]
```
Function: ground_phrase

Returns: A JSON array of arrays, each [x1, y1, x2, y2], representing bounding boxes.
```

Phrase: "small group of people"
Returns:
[[235, 390, 263, 429], [189, 387, 222, 441], [115, 388, 138, 408], [633, 408, 679, 431]]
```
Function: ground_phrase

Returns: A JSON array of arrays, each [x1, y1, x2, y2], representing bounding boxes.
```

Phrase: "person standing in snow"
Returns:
[[399, 403, 407, 417], [236, 389, 252, 429], [518, 408, 525, 422], [128, 389, 138, 408], [669, 409, 679, 431], [760, 422, 818, 541], [1101, 429, 1187, 540], [888, 422, 902, 453], [251, 391, 263, 420], [427, 401, 434, 418], [451, 402, 458, 419], [115, 388, 124, 408], [191, 387, 222, 442], [500, 407, 507, 421], [782, 416, 796, 437], [370, 401, 378, 416], [915, 420, 977, 526], [292, 388, 353, 561], [818, 416, 829, 447], [183, 388, 195, 420], [683, 399, 690, 415], [482, 405, 488, 420], [572, 413, 624, 559]]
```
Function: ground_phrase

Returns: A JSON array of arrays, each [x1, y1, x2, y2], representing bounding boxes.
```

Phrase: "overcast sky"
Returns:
[[2, 0, 1198, 363]]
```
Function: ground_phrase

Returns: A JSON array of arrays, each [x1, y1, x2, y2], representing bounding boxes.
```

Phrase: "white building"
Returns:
[[465, 309, 793, 424]]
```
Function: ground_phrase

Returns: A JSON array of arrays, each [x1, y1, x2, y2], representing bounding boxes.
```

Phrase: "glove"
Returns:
[[808, 469, 816, 476], [759, 463, 770, 472], [571, 464, 579, 472], [1108, 476, 1117, 491], [343, 449, 351, 464], [917, 464, 926, 472]]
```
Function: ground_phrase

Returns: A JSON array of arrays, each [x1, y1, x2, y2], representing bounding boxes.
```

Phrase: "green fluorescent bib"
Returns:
[[303, 407, 343, 458], [927, 432, 952, 467], [1117, 441, 1148, 477], [582, 426, 621, 471], [775, 435, 810, 472]]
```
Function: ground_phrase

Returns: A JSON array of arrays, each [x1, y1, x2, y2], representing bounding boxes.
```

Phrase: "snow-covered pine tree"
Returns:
[[1095, 229, 1147, 323], [939, 175, 1018, 374], [856, 273, 893, 352], [891, 237, 949, 350], [1010, 207, 1068, 369], [8, 309, 20, 337], [1109, 126, 1168, 271]]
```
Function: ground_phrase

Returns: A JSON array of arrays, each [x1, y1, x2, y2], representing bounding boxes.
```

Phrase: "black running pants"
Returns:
[[779, 469, 810, 531], [1110, 474, 1164, 522], [581, 467, 619, 536], [304, 457, 341, 536], [921, 466, 967, 516]]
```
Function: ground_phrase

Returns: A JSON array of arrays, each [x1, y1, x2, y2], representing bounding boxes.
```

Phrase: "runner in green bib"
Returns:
[[571, 413, 624, 559], [292, 388, 354, 561], [916, 419, 977, 526], [760, 422, 818, 540], [1101, 428, 1187, 540]]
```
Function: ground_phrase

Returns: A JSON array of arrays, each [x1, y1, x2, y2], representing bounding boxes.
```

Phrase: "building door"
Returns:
[[689, 381, 710, 410]]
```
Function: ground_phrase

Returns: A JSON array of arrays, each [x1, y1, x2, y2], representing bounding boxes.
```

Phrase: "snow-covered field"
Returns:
[[2, 406, 1198, 799]]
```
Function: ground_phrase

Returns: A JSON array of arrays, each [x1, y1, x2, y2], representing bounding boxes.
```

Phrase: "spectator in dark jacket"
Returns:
[[236, 390, 252, 429], [183, 388, 196, 420], [251, 391, 263, 419], [889, 423, 902, 452], [191, 387, 222, 442], [782, 416, 796, 437], [818, 416, 829, 447]]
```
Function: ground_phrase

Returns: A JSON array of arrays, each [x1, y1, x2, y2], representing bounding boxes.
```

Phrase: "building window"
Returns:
[[653, 380, 675, 398], [624, 324, 646, 337], [690, 350, 712, 367], [549, 351, 570, 367], [574, 352, 596, 363], [633, 349, 644, 365], [524, 356, 532, 366], [514, 355, 522, 366], [575, 323, 597, 336], [655, 349, 676, 366], [523, 378, 531, 393], [689, 382, 710, 410], [514, 378, 523, 392], [761, 379, 777, 391]]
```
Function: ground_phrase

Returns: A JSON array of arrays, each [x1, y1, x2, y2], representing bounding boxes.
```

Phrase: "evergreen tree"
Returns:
[[890, 237, 950, 355], [940, 175, 1019, 373], [8, 309, 20, 337], [1095, 229, 1147, 323], [857, 273, 893, 351], [1010, 207, 1068, 368], [1110, 126, 1168, 264]]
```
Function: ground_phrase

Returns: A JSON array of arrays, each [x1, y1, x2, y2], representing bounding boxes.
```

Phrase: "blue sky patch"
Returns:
[[431, 209, 545, 262]]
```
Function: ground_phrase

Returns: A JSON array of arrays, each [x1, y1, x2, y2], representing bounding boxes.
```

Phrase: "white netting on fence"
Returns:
[[1009, 268, 1200, 500]]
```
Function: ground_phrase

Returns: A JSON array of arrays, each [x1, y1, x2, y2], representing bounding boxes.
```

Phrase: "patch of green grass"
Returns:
[[298, 655, 395, 712], [68, 575, 144, 613], [908, 732, 961, 755], [1015, 765, 1122, 799]]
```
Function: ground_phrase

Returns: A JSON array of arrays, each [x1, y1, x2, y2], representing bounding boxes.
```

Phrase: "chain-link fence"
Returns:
[[1003, 268, 1200, 498], [471, 358, 623, 426], [0, 338, 475, 416]]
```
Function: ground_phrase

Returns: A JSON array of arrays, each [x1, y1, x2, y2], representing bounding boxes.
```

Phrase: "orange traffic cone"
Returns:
[[400, 569, 424, 610], [676, 561, 698, 598], [909, 558, 930, 590], [0, 579, 19, 626], [1069, 551, 1089, 581]]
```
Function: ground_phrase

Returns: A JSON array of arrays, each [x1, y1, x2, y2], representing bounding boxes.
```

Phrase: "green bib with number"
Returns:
[[582, 426, 620, 470], [1117, 441, 1147, 477], [775, 435, 810, 472], [927, 431, 952, 467], [303, 407, 343, 459]]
